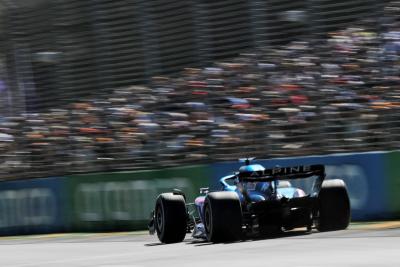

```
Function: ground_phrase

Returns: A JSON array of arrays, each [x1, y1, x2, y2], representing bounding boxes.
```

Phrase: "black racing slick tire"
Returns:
[[204, 192, 242, 243], [155, 193, 187, 244], [316, 179, 351, 232]]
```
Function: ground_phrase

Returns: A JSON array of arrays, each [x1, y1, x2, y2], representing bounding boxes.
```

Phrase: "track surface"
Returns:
[[1, 223, 400, 267]]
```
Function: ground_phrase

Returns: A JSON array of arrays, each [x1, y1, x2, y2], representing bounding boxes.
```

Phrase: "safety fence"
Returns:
[[0, 1, 400, 180], [1, 0, 382, 111], [0, 151, 399, 235]]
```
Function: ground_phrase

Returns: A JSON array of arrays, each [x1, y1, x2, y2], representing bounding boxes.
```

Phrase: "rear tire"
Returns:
[[204, 192, 242, 242], [316, 179, 351, 232], [155, 193, 187, 243]]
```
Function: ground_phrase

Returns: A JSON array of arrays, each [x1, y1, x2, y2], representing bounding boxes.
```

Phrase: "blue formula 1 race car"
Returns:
[[149, 159, 350, 243]]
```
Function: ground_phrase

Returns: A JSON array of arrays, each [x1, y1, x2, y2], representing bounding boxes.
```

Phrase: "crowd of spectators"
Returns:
[[1, 17, 400, 179]]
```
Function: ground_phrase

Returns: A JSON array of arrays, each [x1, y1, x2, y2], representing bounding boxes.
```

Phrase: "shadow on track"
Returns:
[[145, 242, 167, 246], [144, 229, 312, 247], [191, 229, 312, 246]]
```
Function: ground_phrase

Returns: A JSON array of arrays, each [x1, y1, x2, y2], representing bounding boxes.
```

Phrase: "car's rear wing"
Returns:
[[238, 164, 325, 182]]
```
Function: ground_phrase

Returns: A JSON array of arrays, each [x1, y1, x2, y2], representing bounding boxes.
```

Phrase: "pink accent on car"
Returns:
[[195, 196, 206, 205]]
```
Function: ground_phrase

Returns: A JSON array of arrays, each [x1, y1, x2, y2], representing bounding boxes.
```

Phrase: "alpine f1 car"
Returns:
[[149, 158, 350, 243]]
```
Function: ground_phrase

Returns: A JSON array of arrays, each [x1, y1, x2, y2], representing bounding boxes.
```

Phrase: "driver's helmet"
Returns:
[[238, 164, 265, 179], [238, 164, 271, 194]]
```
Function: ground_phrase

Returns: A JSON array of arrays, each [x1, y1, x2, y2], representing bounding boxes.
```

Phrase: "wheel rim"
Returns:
[[156, 205, 164, 234], [204, 205, 211, 234], [314, 210, 320, 229]]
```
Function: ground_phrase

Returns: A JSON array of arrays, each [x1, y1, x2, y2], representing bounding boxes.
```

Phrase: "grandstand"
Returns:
[[0, 0, 399, 180]]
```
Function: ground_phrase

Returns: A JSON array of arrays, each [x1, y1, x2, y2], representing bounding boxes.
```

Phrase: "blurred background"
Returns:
[[0, 0, 398, 179], [0, 0, 400, 233]]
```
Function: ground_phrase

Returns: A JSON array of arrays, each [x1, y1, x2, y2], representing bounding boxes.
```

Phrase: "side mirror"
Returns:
[[200, 187, 209, 194]]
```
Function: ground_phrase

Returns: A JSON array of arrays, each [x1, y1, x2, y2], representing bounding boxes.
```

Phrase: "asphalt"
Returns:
[[1, 222, 400, 267]]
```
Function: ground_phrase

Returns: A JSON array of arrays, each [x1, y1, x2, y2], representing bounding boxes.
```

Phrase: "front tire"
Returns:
[[155, 193, 187, 243], [204, 192, 242, 242], [316, 179, 351, 231]]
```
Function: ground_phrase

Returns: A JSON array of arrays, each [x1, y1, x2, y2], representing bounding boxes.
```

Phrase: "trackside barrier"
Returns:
[[211, 152, 398, 221], [385, 151, 400, 218], [66, 165, 211, 231], [0, 177, 67, 235], [0, 166, 211, 235], [1, 152, 399, 235]]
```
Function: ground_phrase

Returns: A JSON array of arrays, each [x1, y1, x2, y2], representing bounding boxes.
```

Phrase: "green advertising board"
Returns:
[[385, 151, 400, 217], [66, 165, 211, 231]]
